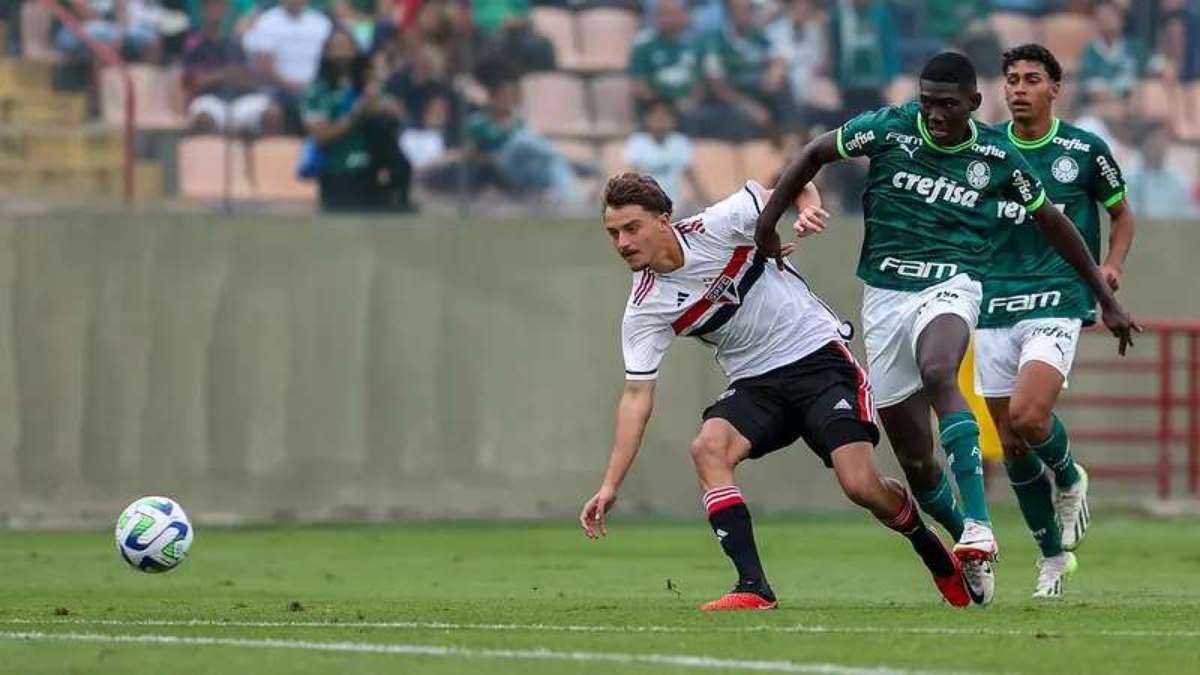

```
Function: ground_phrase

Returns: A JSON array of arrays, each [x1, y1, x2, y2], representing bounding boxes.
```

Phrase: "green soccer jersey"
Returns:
[[836, 102, 1048, 291], [628, 31, 703, 102], [979, 118, 1127, 328]]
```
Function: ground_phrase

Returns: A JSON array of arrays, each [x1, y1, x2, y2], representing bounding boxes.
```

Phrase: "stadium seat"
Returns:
[[1164, 145, 1199, 185], [989, 13, 1037, 48], [600, 139, 628, 177], [177, 135, 252, 200], [520, 73, 593, 137], [576, 8, 639, 72], [739, 140, 783, 187], [19, 1, 59, 62], [884, 76, 916, 106], [691, 141, 742, 199], [250, 137, 316, 201], [100, 65, 186, 130], [1037, 13, 1096, 74], [551, 138, 598, 165], [531, 7, 581, 70], [589, 74, 635, 136], [804, 76, 843, 112]]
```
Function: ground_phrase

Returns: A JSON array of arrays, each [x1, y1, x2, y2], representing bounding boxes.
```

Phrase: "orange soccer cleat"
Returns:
[[699, 591, 778, 611]]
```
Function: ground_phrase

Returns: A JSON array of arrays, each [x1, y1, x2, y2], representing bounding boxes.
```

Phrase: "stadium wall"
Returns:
[[0, 213, 1195, 528]]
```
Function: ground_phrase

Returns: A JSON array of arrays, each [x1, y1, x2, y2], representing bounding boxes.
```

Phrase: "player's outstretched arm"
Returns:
[[1101, 198, 1136, 290], [580, 380, 656, 539], [1031, 203, 1142, 354], [754, 130, 842, 268]]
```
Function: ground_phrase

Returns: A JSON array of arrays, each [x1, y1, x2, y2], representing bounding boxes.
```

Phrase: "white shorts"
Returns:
[[974, 317, 1082, 397], [188, 93, 274, 133], [862, 274, 982, 407]]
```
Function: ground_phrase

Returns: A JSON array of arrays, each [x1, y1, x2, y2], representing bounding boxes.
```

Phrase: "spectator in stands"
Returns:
[[1125, 125, 1200, 220], [641, 0, 725, 40], [55, 0, 163, 63], [1157, 0, 1200, 84], [1077, 1, 1158, 119], [400, 93, 449, 170], [244, 0, 332, 134], [183, 0, 283, 135], [768, 0, 836, 127], [622, 98, 709, 210], [303, 25, 415, 212], [829, 0, 899, 115], [628, 0, 704, 119], [696, 0, 792, 141], [471, 0, 556, 75], [384, 40, 461, 144], [185, 0, 259, 37]]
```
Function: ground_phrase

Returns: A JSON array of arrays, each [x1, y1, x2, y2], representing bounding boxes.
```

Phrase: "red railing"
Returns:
[[41, 0, 134, 205], [1058, 319, 1200, 499]]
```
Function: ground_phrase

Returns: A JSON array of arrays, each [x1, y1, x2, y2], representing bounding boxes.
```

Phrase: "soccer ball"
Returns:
[[114, 496, 194, 573]]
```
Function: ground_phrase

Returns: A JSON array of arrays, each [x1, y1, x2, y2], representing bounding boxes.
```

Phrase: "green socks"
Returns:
[[1005, 452, 1063, 558], [913, 471, 965, 541], [1030, 413, 1080, 489], [940, 411, 990, 524]]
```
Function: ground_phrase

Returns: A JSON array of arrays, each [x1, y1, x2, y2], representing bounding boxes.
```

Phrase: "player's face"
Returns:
[[919, 81, 981, 145], [1005, 60, 1058, 123], [604, 205, 670, 271]]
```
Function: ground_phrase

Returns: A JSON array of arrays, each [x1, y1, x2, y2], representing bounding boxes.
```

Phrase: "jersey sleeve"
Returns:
[[621, 311, 673, 381], [702, 181, 766, 243], [1088, 137, 1127, 208], [835, 106, 895, 159], [1001, 151, 1048, 213]]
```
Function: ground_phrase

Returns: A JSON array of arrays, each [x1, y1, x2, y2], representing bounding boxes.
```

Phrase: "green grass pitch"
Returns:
[[1, 509, 1197, 674]]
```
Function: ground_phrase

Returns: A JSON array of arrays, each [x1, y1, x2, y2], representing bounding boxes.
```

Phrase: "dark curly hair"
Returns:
[[603, 172, 673, 216], [1002, 44, 1063, 83]]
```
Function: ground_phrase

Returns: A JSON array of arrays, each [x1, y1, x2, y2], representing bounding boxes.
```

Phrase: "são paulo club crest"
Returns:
[[966, 160, 991, 189], [1052, 155, 1079, 183]]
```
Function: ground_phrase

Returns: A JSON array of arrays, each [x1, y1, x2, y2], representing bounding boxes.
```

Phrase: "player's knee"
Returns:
[[1009, 399, 1052, 443], [689, 433, 734, 471], [839, 469, 884, 509], [917, 357, 959, 393], [896, 453, 940, 488]]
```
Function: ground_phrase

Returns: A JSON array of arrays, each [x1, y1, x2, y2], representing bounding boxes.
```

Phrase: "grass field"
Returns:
[[1, 509, 1197, 674]]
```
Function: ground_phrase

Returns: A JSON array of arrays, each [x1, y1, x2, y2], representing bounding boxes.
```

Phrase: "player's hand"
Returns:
[[792, 205, 830, 239], [580, 488, 617, 539], [1100, 263, 1122, 291], [1100, 299, 1142, 356]]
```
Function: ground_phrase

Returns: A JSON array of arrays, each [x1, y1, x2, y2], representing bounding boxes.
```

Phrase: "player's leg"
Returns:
[[828, 442, 969, 607], [1009, 323, 1088, 550], [689, 417, 776, 610], [877, 396, 965, 541]]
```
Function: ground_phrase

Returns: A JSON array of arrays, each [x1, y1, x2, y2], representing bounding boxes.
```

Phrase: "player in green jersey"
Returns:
[[755, 52, 1139, 606], [975, 44, 1138, 599]]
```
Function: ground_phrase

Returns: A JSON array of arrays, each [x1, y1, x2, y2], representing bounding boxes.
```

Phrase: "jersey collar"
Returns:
[[1007, 117, 1061, 150], [917, 113, 978, 154]]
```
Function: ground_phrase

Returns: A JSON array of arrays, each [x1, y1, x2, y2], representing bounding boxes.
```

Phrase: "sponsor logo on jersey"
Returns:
[[1011, 169, 1037, 203], [890, 171, 981, 207], [986, 291, 1062, 314], [1052, 136, 1091, 153], [880, 256, 959, 280], [972, 143, 1008, 160], [845, 129, 876, 153], [886, 131, 921, 157], [998, 200, 1064, 224], [1095, 155, 1122, 190], [966, 161, 991, 189], [676, 291, 690, 307], [1052, 156, 1079, 183], [1031, 324, 1074, 340]]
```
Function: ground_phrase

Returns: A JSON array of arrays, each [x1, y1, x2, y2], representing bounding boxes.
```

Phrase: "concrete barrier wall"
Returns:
[[0, 212, 1195, 527]]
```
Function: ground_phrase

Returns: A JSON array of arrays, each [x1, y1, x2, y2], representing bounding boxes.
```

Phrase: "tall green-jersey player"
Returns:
[[976, 44, 1138, 599], [755, 52, 1139, 607]]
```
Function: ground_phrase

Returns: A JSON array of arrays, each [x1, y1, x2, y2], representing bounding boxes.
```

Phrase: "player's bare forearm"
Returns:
[[755, 131, 840, 244], [600, 381, 656, 492], [1032, 203, 1118, 309], [1103, 199, 1136, 269]]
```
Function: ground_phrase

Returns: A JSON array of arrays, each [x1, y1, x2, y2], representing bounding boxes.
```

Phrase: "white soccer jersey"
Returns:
[[621, 182, 847, 382]]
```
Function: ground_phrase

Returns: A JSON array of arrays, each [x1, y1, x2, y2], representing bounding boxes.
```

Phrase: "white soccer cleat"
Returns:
[[1056, 465, 1090, 551], [1032, 552, 1078, 599], [953, 520, 998, 606]]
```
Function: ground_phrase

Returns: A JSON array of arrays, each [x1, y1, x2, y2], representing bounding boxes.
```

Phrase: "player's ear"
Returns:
[[968, 91, 983, 112], [1049, 79, 1061, 101]]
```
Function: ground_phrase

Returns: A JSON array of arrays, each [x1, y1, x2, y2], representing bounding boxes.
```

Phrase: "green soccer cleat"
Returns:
[[1057, 465, 1090, 551]]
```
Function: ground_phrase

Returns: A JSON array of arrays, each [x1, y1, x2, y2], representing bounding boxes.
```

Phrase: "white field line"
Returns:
[[2, 618, 1198, 640], [0, 630, 971, 675]]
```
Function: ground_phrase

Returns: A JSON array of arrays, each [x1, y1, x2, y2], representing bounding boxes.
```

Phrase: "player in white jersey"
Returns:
[[579, 173, 971, 611]]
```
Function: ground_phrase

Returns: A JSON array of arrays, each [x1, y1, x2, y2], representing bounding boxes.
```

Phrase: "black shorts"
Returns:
[[702, 341, 880, 467]]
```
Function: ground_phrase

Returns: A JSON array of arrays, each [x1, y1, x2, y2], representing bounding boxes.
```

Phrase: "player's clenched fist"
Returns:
[[580, 488, 617, 539]]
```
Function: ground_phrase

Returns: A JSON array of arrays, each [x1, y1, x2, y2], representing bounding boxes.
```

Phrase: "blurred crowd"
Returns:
[[2, 0, 1198, 216]]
